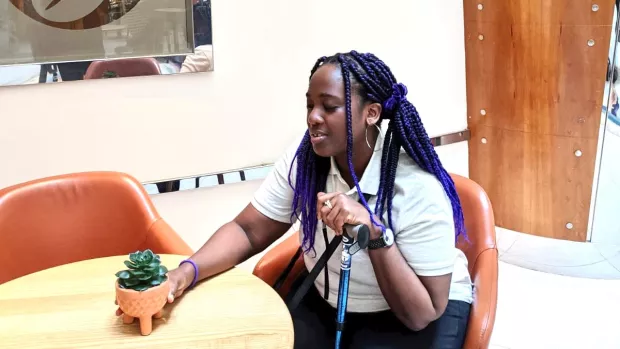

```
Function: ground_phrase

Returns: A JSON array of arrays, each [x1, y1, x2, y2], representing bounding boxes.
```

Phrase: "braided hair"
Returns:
[[288, 51, 466, 252]]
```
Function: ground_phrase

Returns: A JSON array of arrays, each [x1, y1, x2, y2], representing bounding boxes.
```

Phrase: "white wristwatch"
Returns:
[[368, 228, 394, 249]]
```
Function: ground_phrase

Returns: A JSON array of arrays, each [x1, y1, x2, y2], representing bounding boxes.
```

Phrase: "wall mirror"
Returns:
[[0, 0, 212, 86]]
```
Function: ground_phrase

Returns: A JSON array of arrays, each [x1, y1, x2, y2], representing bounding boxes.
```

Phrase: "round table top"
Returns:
[[0, 254, 294, 348]]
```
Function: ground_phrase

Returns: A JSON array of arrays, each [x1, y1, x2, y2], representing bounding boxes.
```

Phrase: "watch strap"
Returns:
[[359, 192, 388, 250], [367, 237, 386, 250]]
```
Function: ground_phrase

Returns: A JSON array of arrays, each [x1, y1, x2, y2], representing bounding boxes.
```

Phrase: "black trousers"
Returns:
[[290, 281, 470, 349], [56, 62, 92, 81]]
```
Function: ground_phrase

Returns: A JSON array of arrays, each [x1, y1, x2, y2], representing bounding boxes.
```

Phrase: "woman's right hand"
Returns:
[[114, 265, 194, 316], [165, 266, 194, 303]]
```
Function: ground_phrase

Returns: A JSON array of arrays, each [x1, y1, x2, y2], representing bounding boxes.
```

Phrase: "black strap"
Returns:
[[321, 225, 330, 299], [272, 246, 304, 291], [285, 235, 342, 311], [361, 193, 372, 204]]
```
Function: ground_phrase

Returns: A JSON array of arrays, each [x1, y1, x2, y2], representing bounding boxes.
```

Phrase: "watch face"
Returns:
[[383, 229, 395, 246]]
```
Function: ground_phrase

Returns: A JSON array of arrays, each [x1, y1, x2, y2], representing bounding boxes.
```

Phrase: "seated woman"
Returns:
[[117, 51, 473, 348]]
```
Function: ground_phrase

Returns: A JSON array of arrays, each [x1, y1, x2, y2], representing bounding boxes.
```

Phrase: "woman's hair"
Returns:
[[288, 51, 466, 252]]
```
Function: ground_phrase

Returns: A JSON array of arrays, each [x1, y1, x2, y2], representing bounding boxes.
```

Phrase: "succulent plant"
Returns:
[[102, 70, 118, 78], [115, 250, 168, 291]]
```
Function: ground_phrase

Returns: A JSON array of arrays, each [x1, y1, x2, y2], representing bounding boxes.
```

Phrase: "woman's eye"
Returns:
[[324, 105, 338, 111]]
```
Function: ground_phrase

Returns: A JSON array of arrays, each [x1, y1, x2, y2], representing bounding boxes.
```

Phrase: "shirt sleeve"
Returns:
[[250, 136, 302, 224], [180, 45, 213, 73], [394, 174, 457, 277]]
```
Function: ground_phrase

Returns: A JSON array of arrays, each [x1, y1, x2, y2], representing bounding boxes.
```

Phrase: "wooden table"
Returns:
[[0, 255, 294, 348]]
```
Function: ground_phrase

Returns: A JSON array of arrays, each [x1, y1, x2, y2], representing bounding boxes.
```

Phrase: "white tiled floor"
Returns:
[[497, 227, 620, 279], [492, 227, 620, 347], [490, 261, 620, 349]]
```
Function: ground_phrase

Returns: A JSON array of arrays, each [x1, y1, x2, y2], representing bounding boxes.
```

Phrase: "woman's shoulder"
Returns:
[[394, 150, 453, 210]]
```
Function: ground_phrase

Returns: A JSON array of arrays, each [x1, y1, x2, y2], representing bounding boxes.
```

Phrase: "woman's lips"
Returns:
[[310, 133, 327, 145]]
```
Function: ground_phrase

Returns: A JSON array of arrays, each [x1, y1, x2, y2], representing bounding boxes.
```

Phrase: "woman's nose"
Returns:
[[307, 108, 323, 126]]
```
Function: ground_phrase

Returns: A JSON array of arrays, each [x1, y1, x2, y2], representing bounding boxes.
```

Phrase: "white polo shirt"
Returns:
[[251, 127, 473, 312]]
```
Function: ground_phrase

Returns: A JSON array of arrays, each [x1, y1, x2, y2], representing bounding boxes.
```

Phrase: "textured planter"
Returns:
[[115, 279, 170, 335]]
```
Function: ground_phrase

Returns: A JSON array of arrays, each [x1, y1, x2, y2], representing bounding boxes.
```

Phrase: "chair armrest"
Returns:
[[253, 232, 305, 297], [143, 219, 194, 256], [463, 248, 499, 349]]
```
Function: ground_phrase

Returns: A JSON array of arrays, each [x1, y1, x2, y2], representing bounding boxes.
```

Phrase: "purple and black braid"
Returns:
[[289, 52, 466, 252]]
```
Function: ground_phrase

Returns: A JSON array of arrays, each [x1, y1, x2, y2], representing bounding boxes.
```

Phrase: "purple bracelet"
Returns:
[[179, 259, 199, 289]]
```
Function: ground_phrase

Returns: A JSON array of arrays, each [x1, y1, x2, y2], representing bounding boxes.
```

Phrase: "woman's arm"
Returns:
[[366, 190, 456, 331], [176, 203, 292, 285], [368, 230, 451, 331]]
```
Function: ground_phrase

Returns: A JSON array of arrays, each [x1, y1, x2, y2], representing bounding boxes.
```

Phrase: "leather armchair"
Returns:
[[253, 173, 498, 349], [0, 171, 193, 284], [83, 58, 161, 79]]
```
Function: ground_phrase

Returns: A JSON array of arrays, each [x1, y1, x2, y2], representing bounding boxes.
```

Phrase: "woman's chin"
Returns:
[[311, 144, 333, 158]]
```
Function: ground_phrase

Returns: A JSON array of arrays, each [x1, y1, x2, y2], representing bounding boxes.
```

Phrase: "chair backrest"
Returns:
[[451, 173, 498, 349], [0, 171, 165, 284], [83, 58, 161, 79], [452, 174, 497, 272]]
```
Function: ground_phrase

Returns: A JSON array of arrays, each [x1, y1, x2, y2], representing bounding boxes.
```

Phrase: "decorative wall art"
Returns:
[[0, 0, 213, 86]]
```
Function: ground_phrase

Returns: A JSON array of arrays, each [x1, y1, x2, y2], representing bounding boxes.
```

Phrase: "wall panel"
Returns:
[[464, 0, 613, 241]]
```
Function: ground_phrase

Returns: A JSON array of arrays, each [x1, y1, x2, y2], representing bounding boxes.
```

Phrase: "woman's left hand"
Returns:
[[316, 192, 381, 238]]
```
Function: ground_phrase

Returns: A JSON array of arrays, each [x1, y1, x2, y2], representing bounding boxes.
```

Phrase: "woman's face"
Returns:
[[305, 64, 368, 158]]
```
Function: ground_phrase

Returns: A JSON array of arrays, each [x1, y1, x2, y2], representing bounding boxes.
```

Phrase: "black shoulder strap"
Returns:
[[361, 193, 372, 203], [272, 246, 304, 291], [284, 235, 342, 311]]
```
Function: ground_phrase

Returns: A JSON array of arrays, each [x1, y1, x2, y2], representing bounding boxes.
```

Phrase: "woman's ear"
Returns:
[[365, 102, 382, 126]]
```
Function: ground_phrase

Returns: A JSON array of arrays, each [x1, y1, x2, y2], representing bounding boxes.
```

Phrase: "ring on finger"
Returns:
[[324, 199, 333, 209]]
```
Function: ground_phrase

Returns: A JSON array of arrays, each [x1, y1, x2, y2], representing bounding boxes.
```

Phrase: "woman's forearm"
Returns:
[[369, 246, 440, 331], [179, 221, 256, 282]]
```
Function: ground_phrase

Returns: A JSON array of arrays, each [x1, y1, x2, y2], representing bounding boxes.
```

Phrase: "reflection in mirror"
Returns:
[[0, 0, 212, 86]]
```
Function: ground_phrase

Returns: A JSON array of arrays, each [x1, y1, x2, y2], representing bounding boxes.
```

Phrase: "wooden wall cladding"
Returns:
[[463, 1, 614, 241]]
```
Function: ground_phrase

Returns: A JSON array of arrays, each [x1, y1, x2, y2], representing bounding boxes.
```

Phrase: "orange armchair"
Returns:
[[253, 173, 498, 349], [0, 171, 193, 284]]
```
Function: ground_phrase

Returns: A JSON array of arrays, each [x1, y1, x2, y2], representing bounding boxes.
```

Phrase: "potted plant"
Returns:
[[115, 249, 170, 335], [102, 70, 119, 78]]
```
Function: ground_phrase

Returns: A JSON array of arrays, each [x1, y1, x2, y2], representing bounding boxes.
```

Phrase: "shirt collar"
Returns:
[[328, 124, 385, 196]]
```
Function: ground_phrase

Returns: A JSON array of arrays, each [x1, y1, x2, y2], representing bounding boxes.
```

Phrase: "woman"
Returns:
[[117, 51, 473, 348]]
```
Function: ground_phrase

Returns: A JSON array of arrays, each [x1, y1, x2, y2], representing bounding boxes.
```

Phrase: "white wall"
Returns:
[[0, 0, 467, 189]]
